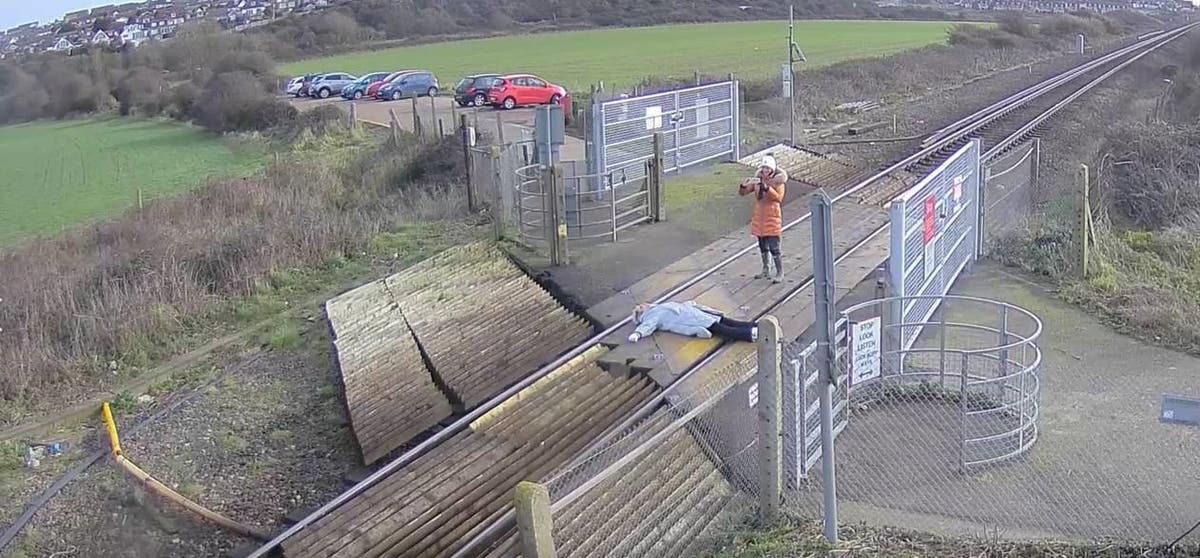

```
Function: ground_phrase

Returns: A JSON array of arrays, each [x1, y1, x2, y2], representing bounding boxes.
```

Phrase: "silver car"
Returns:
[[308, 72, 358, 99], [284, 77, 304, 96]]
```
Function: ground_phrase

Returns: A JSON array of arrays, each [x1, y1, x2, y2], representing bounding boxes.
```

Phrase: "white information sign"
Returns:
[[850, 317, 882, 384], [645, 106, 663, 130]]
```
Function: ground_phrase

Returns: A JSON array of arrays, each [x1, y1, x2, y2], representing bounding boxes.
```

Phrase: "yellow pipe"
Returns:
[[114, 455, 270, 541], [100, 402, 122, 456], [99, 401, 268, 541]]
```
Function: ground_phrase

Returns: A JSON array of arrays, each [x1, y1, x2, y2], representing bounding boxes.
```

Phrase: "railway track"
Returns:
[[247, 21, 1197, 558]]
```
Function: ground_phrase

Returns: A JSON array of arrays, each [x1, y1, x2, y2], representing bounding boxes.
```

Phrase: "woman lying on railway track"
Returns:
[[738, 155, 788, 284], [627, 301, 758, 343]]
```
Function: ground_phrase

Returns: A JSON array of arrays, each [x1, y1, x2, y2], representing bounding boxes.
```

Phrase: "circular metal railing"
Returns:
[[838, 294, 1043, 471]]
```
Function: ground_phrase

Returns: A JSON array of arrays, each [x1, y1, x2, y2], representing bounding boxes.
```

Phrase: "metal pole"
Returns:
[[810, 191, 838, 544], [788, 5, 796, 146]]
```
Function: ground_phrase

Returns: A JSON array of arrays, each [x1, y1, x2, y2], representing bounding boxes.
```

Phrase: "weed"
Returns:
[[109, 391, 140, 416], [177, 481, 204, 500], [262, 320, 304, 350], [0, 439, 23, 472], [214, 431, 250, 453]]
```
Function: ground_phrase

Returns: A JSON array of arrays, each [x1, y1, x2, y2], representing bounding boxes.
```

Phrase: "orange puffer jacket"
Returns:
[[737, 169, 788, 237]]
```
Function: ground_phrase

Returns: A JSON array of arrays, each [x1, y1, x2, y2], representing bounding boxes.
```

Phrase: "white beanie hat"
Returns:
[[760, 155, 777, 171]]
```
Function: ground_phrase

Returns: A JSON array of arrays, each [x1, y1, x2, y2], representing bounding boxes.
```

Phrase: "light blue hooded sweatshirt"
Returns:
[[629, 301, 722, 342]]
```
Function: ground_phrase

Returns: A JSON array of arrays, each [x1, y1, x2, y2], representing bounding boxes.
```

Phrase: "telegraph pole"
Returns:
[[787, 6, 807, 146]]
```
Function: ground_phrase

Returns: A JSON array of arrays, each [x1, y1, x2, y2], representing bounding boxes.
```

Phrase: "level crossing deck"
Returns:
[[588, 194, 890, 391]]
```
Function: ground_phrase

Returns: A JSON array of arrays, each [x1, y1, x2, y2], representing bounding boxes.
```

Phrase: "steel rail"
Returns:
[[921, 26, 1187, 148], [451, 21, 1200, 557], [248, 22, 1197, 558]]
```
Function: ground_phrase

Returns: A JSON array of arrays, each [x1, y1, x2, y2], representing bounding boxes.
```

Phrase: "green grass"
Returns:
[[0, 117, 263, 244], [281, 20, 959, 91]]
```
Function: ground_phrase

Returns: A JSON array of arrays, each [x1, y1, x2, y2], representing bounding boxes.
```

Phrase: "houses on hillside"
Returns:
[[949, 0, 1193, 13], [2, 0, 344, 56]]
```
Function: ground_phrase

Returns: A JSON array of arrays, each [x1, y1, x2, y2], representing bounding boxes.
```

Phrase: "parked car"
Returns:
[[294, 73, 325, 97], [377, 71, 439, 101], [365, 70, 411, 99], [284, 76, 304, 96], [308, 72, 358, 99], [488, 74, 567, 110], [341, 72, 391, 100], [454, 74, 501, 107]]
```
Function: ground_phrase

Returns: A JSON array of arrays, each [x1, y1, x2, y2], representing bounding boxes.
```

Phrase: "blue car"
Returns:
[[341, 72, 391, 100], [376, 71, 439, 101]]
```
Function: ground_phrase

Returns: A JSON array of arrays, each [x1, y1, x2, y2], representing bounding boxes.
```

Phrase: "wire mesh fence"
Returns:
[[491, 293, 1198, 556]]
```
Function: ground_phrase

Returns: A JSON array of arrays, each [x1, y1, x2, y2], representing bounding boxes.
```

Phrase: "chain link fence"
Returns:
[[981, 139, 1040, 256], [487, 292, 1198, 556]]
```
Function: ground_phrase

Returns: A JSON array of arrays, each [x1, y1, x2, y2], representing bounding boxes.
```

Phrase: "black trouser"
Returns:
[[707, 316, 756, 342], [757, 235, 781, 256]]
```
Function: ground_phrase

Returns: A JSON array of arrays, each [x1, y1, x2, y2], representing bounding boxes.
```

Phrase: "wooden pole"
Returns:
[[461, 114, 476, 213], [757, 315, 783, 524], [495, 112, 506, 144], [514, 481, 557, 558], [491, 146, 504, 241], [411, 96, 422, 137], [1079, 164, 1091, 279], [650, 133, 665, 222], [430, 94, 438, 132]]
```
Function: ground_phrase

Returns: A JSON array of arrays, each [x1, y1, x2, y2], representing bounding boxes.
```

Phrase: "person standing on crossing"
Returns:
[[738, 155, 788, 283]]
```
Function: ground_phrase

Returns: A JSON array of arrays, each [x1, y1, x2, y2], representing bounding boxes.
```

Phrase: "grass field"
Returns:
[[0, 118, 263, 244], [280, 20, 960, 91]]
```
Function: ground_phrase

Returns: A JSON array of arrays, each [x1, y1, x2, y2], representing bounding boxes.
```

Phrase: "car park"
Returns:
[[377, 71, 439, 101], [487, 74, 567, 110], [453, 74, 501, 107], [341, 72, 391, 100], [308, 72, 358, 99], [294, 73, 325, 97], [365, 70, 411, 99], [284, 76, 304, 96]]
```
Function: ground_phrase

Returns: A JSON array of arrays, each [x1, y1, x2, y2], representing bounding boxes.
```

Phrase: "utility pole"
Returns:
[[787, 5, 807, 146]]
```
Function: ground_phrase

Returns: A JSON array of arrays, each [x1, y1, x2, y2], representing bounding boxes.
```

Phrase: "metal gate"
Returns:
[[590, 81, 740, 183], [888, 139, 982, 352]]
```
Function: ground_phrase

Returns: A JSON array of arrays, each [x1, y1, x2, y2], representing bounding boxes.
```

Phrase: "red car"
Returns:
[[366, 70, 412, 99], [487, 74, 567, 110]]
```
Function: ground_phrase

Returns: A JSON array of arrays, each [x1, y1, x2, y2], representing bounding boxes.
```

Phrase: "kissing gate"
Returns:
[[589, 81, 740, 183], [786, 139, 1042, 484]]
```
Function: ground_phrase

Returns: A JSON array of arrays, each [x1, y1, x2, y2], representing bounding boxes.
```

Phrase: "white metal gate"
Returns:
[[590, 81, 740, 184], [888, 139, 982, 352]]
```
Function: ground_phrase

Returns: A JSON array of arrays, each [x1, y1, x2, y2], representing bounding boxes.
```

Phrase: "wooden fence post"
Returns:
[[649, 133, 665, 222], [757, 315, 783, 524], [1079, 163, 1091, 279], [461, 114, 476, 213], [388, 108, 402, 145], [514, 481, 557, 558], [348, 102, 358, 130], [544, 164, 567, 266], [490, 146, 504, 241], [430, 95, 438, 133], [411, 96, 422, 137]]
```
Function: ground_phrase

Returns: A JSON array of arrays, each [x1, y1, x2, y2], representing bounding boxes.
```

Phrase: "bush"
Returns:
[[115, 67, 166, 116], [195, 71, 296, 132], [996, 12, 1034, 38], [0, 133, 465, 399]]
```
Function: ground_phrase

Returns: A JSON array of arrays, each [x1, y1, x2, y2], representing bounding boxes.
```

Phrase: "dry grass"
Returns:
[[0, 131, 467, 404], [707, 515, 1200, 557]]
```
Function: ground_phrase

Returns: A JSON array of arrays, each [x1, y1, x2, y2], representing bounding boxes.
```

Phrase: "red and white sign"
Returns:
[[922, 196, 936, 244]]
